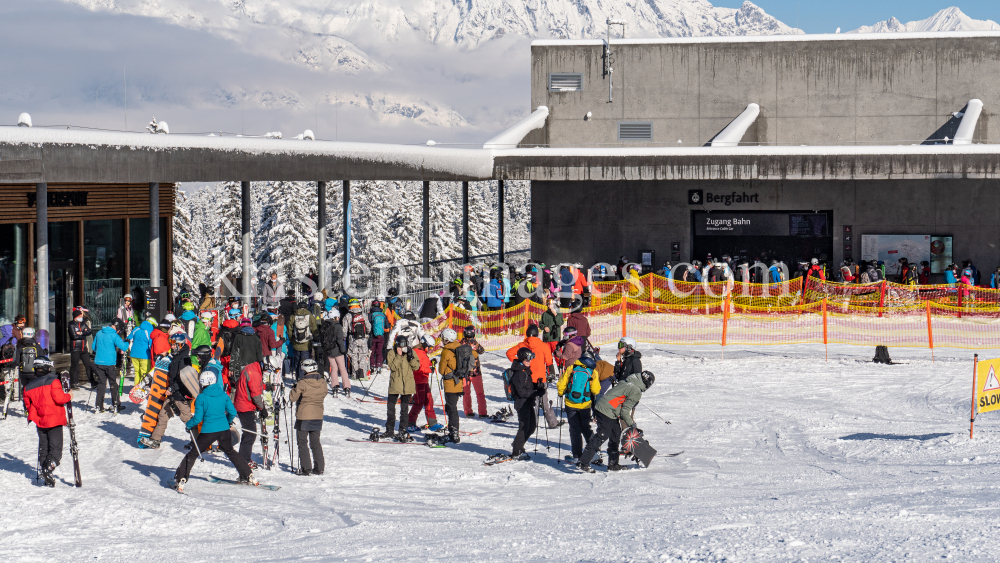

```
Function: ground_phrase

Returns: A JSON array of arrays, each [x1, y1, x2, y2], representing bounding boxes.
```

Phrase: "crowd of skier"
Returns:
[[2, 262, 661, 491]]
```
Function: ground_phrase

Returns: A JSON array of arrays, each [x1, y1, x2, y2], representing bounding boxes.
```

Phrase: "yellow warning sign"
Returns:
[[977, 359, 1000, 413]]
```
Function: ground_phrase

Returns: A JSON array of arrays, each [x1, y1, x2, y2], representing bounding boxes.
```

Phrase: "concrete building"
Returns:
[[524, 32, 1000, 280]]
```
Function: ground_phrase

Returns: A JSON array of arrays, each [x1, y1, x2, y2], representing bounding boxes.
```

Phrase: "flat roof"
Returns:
[[531, 30, 1000, 47]]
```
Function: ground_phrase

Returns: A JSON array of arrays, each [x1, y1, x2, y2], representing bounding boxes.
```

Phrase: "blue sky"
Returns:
[[712, 1, 998, 33]]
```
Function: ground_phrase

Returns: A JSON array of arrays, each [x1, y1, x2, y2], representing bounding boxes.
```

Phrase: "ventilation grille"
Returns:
[[548, 73, 583, 92], [618, 122, 653, 140]]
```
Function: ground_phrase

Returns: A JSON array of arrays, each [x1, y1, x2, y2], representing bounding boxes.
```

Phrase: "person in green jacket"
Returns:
[[576, 371, 654, 473], [190, 312, 214, 365], [540, 298, 563, 346], [383, 335, 420, 441]]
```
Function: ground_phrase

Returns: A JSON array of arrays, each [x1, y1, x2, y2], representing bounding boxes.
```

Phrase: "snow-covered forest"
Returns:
[[172, 180, 530, 294]]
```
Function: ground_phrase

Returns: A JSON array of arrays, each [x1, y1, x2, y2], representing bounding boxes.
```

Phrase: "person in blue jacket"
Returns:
[[172, 362, 256, 492], [93, 319, 130, 413], [128, 318, 155, 386], [484, 275, 505, 311]]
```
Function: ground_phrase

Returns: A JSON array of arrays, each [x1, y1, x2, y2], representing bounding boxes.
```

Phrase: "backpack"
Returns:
[[0, 336, 15, 363], [350, 313, 367, 340], [454, 343, 474, 379], [321, 319, 339, 352], [567, 364, 593, 403], [371, 311, 385, 336], [904, 267, 918, 286], [501, 368, 515, 401], [292, 314, 312, 344], [218, 329, 235, 359], [20, 345, 37, 373]]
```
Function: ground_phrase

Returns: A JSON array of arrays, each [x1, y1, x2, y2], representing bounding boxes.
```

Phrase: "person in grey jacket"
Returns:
[[289, 359, 327, 475], [577, 371, 654, 473]]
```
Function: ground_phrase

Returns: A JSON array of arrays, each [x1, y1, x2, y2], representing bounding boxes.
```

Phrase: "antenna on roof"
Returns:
[[605, 20, 626, 103]]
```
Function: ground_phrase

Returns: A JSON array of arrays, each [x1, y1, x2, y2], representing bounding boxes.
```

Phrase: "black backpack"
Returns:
[[20, 345, 37, 373], [321, 319, 339, 352], [219, 329, 235, 359], [453, 343, 474, 379], [0, 336, 15, 363]]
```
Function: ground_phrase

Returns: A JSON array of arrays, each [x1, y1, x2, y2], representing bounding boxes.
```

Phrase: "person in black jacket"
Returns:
[[510, 347, 543, 460], [614, 337, 642, 382], [67, 307, 95, 389], [321, 310, 350, 396]]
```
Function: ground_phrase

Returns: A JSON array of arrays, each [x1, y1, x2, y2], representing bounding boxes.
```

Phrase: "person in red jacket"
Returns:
[[505, 324, 559, 428], [406, 335, 441, 432], [233, 361, 266, 468], [150, 321, 171, 360], [22, 357, 71, 487]]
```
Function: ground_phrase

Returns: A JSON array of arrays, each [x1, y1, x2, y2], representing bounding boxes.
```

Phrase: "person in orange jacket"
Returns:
[[150, 320, 172, 359], [506, 324, 559, 428]]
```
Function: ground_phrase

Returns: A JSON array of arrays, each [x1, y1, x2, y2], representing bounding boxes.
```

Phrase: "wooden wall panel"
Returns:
[[0, 183, 176, 224]]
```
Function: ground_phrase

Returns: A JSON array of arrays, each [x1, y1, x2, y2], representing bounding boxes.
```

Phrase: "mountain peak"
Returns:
[[850, 7, 1000, 34]]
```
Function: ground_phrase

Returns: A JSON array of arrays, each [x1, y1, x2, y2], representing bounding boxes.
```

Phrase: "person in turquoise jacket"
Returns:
[[128, 318, 155, 386], [172, 361, 256, 492], [92, 322, 130, 413]]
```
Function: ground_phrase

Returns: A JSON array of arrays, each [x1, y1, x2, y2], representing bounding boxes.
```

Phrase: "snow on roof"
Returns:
[[531, 30, 1000, 47]]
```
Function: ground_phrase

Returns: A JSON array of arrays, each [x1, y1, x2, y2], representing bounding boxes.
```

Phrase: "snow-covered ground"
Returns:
[[3, 344, 999, 562]]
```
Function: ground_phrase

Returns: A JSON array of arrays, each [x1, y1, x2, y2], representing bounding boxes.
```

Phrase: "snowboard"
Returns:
[[138, 357, 173, 439], [208, 475, 281, 491], [620, 423, 657, 468]]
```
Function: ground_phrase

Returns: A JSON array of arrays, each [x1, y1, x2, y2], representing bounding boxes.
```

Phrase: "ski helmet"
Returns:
[[170, 332, 187, 343], [421, 334, 436, 348], [300, 359, 319, 375], [228, 308, 240, 318], [325, 309, 340, 320], [387, 287, 399, 297], [123, 293, 133, 301], [394, 335, 409, 349], [618, 337, 637, 352], [579, 355, 597, 369], [640, 370, 655, 389], [811, 258, 819, 265], [463, 326, 476, 340], [193, 345, 213, 365], [21, 327, 35, 339], [33, 356, 54, 373], [441, 328, 458, 343], [516, 347, 535, 363], [164, 313, 177, 322], [157, 321, 171, 331], [525, 324, 539, 338], [199, 370, 217, 387], [563, 326, 578, 337]]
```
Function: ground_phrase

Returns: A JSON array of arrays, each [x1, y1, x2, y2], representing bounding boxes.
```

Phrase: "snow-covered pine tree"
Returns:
[[210, 181, 244, 287], [428, 181, 462, 281], [254, 181, 318, 286], [503, 180, 531, 266], [468, 181, 498, 260], [172, 188, 203, 293]]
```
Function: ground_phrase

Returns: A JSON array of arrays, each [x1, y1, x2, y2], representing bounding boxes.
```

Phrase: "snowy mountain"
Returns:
[[850, 7, 1000, 34], [60, 0, 799, 130]]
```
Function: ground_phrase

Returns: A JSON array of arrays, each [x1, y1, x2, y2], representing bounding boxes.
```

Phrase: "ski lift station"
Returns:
[[2, 30, 1000, 345]]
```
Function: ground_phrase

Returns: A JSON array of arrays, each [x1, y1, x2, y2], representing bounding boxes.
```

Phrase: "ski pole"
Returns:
[[359, 368, 382, 403], [641, 402, 671, 424], [534, 402, 539, 453], [557, 395, 563, 459], [543, 400, 550, 450], [189, 429, 206, 463]]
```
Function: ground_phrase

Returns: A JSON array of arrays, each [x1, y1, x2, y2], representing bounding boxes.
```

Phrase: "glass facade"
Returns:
[[83, 219, 125, 328], [0, 224, 28, 325]]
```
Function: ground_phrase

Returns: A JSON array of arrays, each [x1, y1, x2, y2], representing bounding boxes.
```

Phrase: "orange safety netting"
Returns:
[[421, 274, 1000, 352]]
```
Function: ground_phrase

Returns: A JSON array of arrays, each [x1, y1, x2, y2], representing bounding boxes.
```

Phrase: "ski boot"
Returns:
[[295, 468, 311, 476], [380, 429, 395, 441], [343, 388, 351, 399], [394, 430, 413, 443], [330, 385, 340, 397], [575, 461, 596, 474], [172, 478, 186, 493], [607, 463, 629, 472], [515, 453, 531, 461], [591, 455, 605, 467], [368, 427, 382, 442], [448, 427, 461, 444], [405, 425, 420, 433], [427, 423, 445, 432], [138, 436, 161, 449], [40, 459, 57, 487], [238, 472, 260, 486]]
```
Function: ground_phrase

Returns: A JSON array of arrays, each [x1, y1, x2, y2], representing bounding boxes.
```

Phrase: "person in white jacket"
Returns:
[[388, 312, 426, 349]]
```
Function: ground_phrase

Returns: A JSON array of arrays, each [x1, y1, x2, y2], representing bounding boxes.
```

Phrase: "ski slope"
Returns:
[[3, 344, 1000, 562]]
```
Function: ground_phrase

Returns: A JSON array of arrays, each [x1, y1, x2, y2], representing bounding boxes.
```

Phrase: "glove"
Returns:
[[259, 407, 269, 420], [406, 350, 415, 362]]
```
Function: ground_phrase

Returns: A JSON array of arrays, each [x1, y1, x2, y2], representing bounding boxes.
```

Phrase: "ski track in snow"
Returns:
[[3, 344, 1000, 561]]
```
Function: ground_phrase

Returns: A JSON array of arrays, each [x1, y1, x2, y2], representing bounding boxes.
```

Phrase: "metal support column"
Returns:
[[462, 181, 469, 265], [317, 181, 327, 292], [241, 181, 251, 300], [423, 181, 430, 279], [36, 183, 48, 331], [497, 180, 505, 263], [342, 180, 350, 275], [149, 182, 160, 287]]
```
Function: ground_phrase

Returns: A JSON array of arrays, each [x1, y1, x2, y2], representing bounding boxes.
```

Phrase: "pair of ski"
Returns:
[[58, 373, 83, 488], [167, 475, 282, 494]]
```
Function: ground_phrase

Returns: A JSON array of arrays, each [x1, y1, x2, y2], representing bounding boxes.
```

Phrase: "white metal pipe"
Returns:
[[711, 103, 761, 147], [953, 99, 983, 145]]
